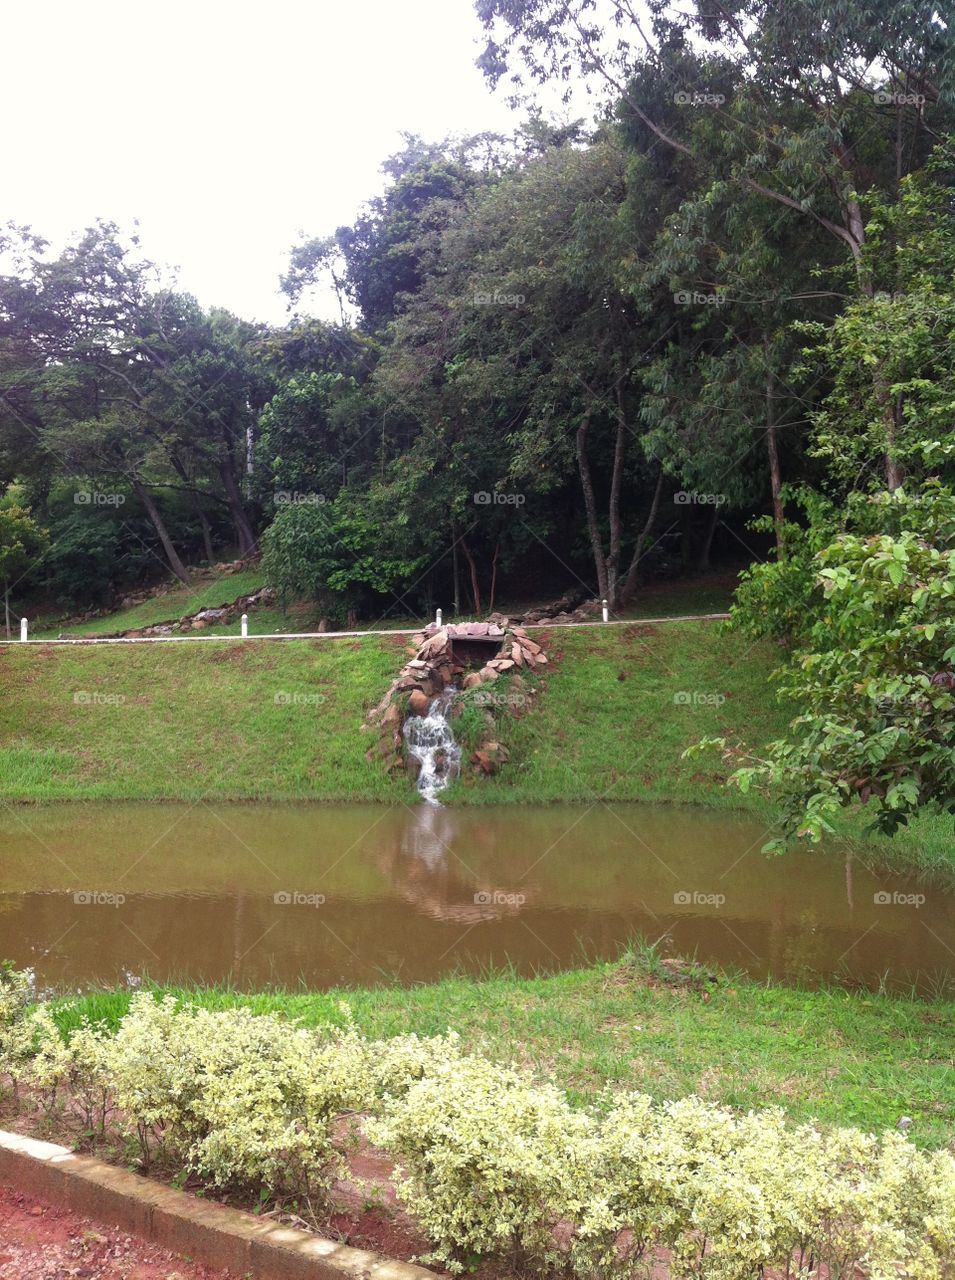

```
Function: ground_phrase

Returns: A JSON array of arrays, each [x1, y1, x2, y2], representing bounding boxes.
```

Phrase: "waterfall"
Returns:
[[403, 688, 461, 804]]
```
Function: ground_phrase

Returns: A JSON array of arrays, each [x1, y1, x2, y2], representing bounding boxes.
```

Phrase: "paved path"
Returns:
[[1, 613, 730, 647], [0, 1183, 232, 1279]]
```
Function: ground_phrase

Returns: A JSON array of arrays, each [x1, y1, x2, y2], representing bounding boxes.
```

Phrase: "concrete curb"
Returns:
[[0, 1129, 438, 1280], [0, 613, 730, 647]]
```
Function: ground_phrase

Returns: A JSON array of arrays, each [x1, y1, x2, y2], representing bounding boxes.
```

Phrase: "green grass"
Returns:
[[0, 634, 412, 801], [50, 946, 955, 1149], [34, 568, 268, 638]]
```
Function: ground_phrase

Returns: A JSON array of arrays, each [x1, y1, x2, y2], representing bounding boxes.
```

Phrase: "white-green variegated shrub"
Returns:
[[376, 1076, 955, 1280], [0, 963, 38, 1086], [103, 994, 373, 1197], [367, 1051, 596, 1274]]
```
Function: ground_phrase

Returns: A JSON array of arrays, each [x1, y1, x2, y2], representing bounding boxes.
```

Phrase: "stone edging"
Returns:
[[0, 1128, 438, 1280]]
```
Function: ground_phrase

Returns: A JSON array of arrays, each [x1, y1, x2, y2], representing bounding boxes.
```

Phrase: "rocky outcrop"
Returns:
[[68, 586, 276, 640], [367, 621, 550, 783]]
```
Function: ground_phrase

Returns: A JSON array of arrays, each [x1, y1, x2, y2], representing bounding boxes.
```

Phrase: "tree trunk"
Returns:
[[170, 454, 216, 564], [697, 501, 719, 572], [576, 409, 608, 598], [621, 470, 664, 603], [451, 521, 461, 615], [605, 384, 627, 608], [488, 540, 500, 615], [460, 537, 482, 614], [218, 451, 258, 557], [132, 478, 191, 585], [765, 367, 785, 555]]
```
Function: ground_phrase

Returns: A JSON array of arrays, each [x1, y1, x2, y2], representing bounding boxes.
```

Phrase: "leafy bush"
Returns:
[[367, 1051, 595, 1274]]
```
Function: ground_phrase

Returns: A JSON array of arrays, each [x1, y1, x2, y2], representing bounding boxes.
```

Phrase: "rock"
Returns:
[[513, 626, 527, 637], [191, 619, 209, 630], [496, 658, 515, 671], [511, 644, 524, 667], [471, 741, 510, 774], [382, 702, 401, 727], [408, 689, 432, 717], [478, 665, 498, 683], [462, 672, 482, 689], [407, 659, 427, 668], [521, 637, 542, 655]]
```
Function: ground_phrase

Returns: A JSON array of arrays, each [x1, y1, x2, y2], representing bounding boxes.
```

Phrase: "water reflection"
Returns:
[[0, 802, 950, 994]]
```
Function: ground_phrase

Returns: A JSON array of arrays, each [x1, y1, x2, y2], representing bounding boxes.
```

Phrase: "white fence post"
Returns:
[[435, 608, 442, 628], [240, 613, 249, 638], [19, 617, 28, 643], [602, 599, 609, 623]]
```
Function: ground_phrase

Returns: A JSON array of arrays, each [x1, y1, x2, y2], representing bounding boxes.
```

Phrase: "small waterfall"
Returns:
[[403, 688, 461, 804]]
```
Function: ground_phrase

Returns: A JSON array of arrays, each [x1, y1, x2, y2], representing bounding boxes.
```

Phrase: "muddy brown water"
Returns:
[[0, 803, 951, 994]]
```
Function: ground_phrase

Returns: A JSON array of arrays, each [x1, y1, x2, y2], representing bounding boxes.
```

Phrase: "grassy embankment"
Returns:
[[0, 618, 950, 874], [52, 946, 955, 1150], [34, 567, 740, 640]]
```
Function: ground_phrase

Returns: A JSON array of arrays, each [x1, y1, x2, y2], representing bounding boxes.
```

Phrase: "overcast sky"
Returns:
[[3, 0, 539, 324]]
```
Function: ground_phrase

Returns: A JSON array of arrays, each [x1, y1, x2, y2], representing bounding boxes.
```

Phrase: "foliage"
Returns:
[[718, 483, 955, 845], [727, 489, 841, 646]]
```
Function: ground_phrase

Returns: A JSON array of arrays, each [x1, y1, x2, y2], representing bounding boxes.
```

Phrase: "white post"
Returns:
[[240, 613, 249, 638], [436, 608, 442, 628], [19, 617, 28, 643], [602, 599, 609, 623]]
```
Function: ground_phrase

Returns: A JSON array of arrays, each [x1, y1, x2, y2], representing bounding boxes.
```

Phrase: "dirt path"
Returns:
[[0, 1184, 233, 1279]]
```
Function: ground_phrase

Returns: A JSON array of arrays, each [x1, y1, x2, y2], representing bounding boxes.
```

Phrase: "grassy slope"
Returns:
[[54, 950, 955, 1149], [0, 634, 411, 801], [34, 569, 268, 638]]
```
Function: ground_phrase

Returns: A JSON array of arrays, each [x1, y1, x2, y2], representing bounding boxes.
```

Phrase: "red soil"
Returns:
[[0, 1184, 233, 1280]]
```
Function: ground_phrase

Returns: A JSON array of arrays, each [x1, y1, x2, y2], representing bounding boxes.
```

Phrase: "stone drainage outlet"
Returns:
[[366, 622, 549, 784]]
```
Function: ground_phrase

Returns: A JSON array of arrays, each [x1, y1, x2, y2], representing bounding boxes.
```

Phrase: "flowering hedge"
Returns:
[[1, 967, 953, 1278]]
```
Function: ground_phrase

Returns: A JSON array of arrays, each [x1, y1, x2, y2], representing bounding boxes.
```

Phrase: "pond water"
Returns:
[[0, 803, 951, 994]]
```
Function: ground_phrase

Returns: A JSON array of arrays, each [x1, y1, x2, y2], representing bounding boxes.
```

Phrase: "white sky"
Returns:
[[3, 0, 538, 325]]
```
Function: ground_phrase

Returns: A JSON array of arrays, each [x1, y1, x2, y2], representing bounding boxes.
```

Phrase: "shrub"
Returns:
[[367, 1052, 596, 1274]]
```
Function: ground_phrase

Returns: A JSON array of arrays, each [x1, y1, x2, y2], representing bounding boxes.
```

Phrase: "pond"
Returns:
[[0, 802, 952, 994]]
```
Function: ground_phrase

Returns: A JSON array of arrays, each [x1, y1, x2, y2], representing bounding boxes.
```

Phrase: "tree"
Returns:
[[475, 0, 955, 490], [703, 481, 955, 845], [0, 491, 48, 638]]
